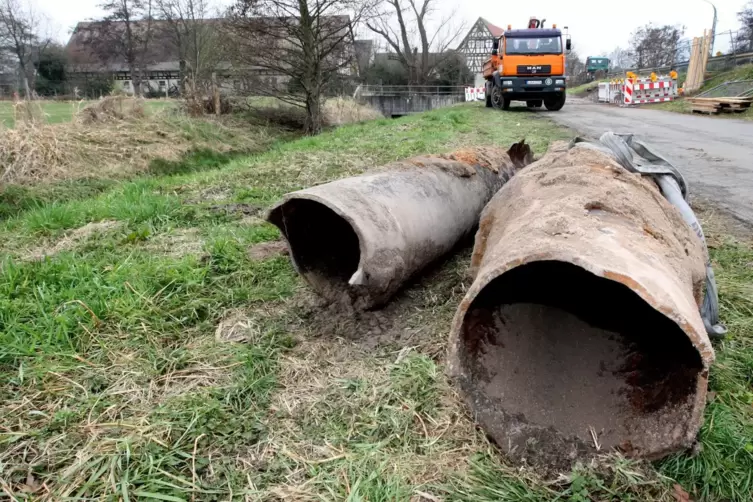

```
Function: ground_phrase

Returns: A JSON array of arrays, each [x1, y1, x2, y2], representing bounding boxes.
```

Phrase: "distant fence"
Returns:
[[606, 30, 753, 78]]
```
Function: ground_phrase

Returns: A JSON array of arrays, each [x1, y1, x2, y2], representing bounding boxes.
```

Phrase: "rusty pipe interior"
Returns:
[[268, 199, 361, 297], [458, 260, 704, 464]]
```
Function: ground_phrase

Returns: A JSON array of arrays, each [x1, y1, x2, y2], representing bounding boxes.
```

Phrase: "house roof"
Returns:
[[67, 20, 185, 71], [481, 18, 505, 38], [66, 16, 353, 73]]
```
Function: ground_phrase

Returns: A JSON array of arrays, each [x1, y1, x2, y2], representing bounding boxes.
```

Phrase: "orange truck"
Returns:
[[483, 17, 571, 111]]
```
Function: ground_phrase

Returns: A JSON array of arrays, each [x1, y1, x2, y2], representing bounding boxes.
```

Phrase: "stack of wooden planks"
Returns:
[[683, 31, 712, 94], [687, 96, 753, 114]]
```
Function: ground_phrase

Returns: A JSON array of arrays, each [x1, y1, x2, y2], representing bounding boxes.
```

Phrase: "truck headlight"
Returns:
[[503, 80, 513, 86], [555, 79, 565, 85]]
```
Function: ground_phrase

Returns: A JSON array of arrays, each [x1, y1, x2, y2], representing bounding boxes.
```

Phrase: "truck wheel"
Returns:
[[544, 93, 566, 111], [527, 100, 543, 108], [485, 83, 493, 108], [502, 97, 511, 110], [491, 86, 504, 109]]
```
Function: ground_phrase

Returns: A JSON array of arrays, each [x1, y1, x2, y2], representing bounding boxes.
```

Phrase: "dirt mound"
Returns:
[[248, 240, 288, 261], [76, 96, 146, 124]]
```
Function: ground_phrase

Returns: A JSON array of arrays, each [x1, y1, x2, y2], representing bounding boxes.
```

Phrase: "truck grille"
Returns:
[[517, 65, 552, 75]]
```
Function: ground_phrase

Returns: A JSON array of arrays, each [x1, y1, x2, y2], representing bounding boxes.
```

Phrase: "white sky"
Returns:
[[38, 0, 747, 58]]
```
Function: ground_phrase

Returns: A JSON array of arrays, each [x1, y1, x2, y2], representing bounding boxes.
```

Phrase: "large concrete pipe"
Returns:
[[268, 143, 532, 309], [448, 142, 715, 468]]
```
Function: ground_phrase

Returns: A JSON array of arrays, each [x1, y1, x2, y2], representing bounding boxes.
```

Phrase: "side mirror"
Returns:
[[566, 39, 572, 51], [492, 49, 498, 56]]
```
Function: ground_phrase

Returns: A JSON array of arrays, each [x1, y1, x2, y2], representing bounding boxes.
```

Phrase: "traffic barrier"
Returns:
[[465, 87, 486, 102], [598, 80, 624, 103], [624, 76, 677, 105]]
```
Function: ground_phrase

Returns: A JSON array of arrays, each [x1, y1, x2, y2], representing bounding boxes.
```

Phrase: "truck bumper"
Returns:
[[499, 76, 566, 100]]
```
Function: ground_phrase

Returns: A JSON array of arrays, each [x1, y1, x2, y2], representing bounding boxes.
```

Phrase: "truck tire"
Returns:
[[527, 100, 543, 108], [491, 86, 504, 109], [485, 83, 493, 108], [502, 97, 511, 110], [544, 93, 566, 111]]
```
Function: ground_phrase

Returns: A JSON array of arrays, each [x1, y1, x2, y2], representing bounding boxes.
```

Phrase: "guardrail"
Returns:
[[606, 51, 753, 78], [356, 85, 470, 96]]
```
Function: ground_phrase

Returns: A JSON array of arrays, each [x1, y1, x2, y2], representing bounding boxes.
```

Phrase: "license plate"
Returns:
[[527, 80, 543, 85]]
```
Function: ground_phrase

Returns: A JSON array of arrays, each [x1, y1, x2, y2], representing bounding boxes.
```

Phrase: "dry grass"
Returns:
[[13, 99, 48, 125], [248, 97, 383, 130], [323, 97, 384, 125], [0, 108, 275, 185], [76, 96, 147, 124], [22, 220, 122, 261]]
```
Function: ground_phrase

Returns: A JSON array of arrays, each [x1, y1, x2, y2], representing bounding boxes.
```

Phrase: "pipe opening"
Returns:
[[271, 199, 361, 297], [459, 260, 703, 457]]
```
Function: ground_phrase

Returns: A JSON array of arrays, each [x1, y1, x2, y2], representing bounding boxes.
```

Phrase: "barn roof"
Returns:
[[481, 18, 505, 38]]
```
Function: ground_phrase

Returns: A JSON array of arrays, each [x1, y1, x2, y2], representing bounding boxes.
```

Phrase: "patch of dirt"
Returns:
[[199, 186, 233, 202], [288, 248, 472, 356], [215, 309, 257, 343], [23, 220, 121, 261], [248, 240, 289, 261], [692, 197, 753, 244], [144, 228, 205, 258], [209, 203, 265, 218]]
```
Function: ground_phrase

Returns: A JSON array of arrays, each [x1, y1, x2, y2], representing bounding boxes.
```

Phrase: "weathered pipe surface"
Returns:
[[268, 144, 532, 309], [448, 141, 715, 470]]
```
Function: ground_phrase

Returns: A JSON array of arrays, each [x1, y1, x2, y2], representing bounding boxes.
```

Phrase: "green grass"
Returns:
[[0, 99, 176, 128], [567, 80, 605, 96], [0, 103, 752, 501]]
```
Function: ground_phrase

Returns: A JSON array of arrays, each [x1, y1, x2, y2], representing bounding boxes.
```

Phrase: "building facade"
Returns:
[[457, 17, 505, 75]]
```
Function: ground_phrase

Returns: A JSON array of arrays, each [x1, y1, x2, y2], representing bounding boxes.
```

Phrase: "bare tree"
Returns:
[[628, 23, 685, 69], [607, 46, 633, 70], [737, 1, 753, 52], [228, 0, 372, 134], [0, 0, 50, 98], [82, 0, 154, 96], [156, 0, 220, 90], [566, 50, 585, 80], [366, 0, 465, 85]]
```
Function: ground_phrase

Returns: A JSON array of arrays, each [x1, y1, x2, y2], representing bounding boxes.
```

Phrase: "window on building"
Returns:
[[159, 80, 166, 90], [123, 81, 131, 89]]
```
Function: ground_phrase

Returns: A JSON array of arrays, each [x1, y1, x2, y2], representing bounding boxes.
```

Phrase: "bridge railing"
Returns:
[[356, 85, 470, 97]]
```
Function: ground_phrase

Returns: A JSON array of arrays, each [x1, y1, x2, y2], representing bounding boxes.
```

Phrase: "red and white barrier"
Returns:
[[624, 77, 677, 105], [465, 87, 486, 102]]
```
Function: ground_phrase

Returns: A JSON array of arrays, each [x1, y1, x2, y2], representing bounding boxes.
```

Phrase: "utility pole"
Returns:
[[702, 0, 717, 56]]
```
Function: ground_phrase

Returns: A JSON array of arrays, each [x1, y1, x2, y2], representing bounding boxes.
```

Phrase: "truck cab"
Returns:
[[483, 18, 571, 111]]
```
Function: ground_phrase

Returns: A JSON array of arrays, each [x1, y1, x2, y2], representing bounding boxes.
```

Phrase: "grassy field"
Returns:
[[1, 104, 752, 501], [0, 99, 176, 128]]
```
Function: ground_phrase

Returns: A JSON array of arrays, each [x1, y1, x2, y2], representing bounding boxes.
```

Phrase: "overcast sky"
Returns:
[[39, 0, 748, 58]]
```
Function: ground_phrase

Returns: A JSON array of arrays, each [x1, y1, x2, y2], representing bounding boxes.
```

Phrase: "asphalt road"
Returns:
[[549, 98, 753, 224]]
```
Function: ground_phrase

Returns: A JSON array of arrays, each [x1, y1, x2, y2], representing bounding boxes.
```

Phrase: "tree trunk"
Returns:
[[179, 59, 187, 96], [304, 89, 322, 135], [20, 62, 31, 99], [131, 65, 142, 97]]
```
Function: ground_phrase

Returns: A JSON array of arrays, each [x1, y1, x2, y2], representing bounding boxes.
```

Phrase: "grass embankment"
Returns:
[[567, 80, 605, 96], [654, 64, 753, 120], [0, 104, 752, 501]]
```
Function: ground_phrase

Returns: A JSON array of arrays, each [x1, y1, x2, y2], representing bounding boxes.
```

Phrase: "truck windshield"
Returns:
[[506, 37, 562, 55]]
